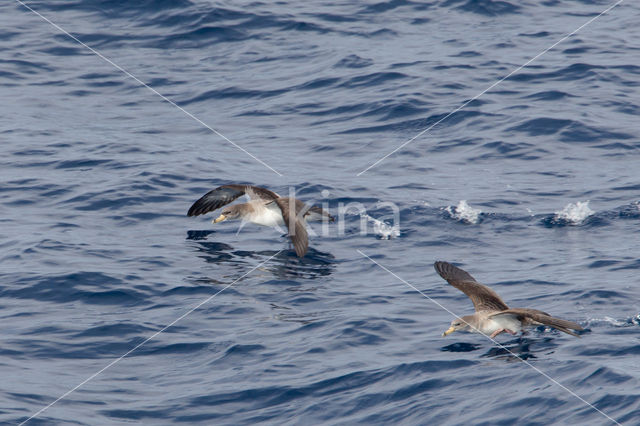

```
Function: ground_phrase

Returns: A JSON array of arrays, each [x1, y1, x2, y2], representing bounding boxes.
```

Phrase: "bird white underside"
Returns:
[[245, 202, 286, 227], [478, 313, 523, 334]]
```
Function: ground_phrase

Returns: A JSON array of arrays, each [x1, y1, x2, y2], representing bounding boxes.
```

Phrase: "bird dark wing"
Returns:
[[187, 185, 278, 217], [492, 308, 583, 337], [274, 198, 309, 257], [239, 185, 279, 201], [434, 261, 509, 312]]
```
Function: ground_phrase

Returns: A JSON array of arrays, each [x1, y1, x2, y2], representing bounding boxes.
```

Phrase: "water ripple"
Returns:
[[2, 0, 639, 424]]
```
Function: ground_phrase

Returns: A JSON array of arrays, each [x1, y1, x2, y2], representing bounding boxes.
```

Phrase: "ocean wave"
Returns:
[[4, 0, 640, 424]]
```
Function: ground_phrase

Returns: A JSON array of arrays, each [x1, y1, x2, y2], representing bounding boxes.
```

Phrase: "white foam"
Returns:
[[445, 200, 482, 224], [554, 201, 594, 224], [587, 316, 636, 327], [600, 316, 627, 327], [361, 214, 400, 240]]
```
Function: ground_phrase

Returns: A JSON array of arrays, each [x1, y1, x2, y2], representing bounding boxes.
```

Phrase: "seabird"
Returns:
[[187, 184, 333, 257], [434, 261, 583, 338]]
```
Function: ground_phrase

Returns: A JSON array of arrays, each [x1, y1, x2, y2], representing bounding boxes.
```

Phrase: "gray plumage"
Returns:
[[188, 184, 333, 257], [434, 261, 583, 338]]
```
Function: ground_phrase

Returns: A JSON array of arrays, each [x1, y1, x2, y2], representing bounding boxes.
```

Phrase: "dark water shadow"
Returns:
[[440, 333, 568, 362], [440, 342, 482, 352], [186, 232, 335, 279], [481, 337, 540, 361], [186, 230, 216, 240], [262, 248, 336, 279]]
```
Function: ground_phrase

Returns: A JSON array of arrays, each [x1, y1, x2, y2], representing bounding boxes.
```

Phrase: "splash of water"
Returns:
[[587, 315, 640, 327], [445, 200, 482, 224], [361, 214, 400, 240], [554, 201, 594, 225]]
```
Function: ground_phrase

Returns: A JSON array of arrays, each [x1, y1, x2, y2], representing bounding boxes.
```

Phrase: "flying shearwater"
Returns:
[[434, 261, 583, 338], [188, 184, 333, 257]]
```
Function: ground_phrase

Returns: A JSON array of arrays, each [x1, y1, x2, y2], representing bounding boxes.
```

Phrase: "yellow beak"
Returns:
[[213, 214, 227, 224], [442, 326, 455, 337]]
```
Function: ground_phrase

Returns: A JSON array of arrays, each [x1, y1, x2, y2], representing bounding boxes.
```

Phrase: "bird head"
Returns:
[[213, 206, 242, 223], [442, 316, 473, 337]]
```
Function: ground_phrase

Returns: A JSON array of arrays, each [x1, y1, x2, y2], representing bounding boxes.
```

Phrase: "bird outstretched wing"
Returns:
[[273, 198, 309, 257], [434, 261, 509, 312], [187, 185, 279, 216]]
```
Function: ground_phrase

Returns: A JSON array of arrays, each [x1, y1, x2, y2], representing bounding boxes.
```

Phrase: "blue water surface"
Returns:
[[1, 0, 640, 424]]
